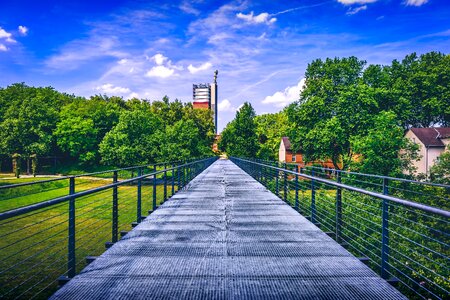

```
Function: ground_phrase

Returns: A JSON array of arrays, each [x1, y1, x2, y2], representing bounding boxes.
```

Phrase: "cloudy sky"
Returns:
[[1, 0, 449, 131]]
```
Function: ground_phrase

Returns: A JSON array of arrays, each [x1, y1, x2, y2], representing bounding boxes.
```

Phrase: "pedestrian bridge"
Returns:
[[51, 159, 405, 299]]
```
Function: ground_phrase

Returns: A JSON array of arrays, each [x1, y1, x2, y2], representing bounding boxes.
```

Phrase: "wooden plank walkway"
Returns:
[[51, 159, 406, 299]]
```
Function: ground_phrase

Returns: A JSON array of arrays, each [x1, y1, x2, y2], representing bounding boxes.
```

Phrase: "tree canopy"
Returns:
[[0, 84, 215, 170], [220, 51, 448, 178], [220, 102, 259, 157]]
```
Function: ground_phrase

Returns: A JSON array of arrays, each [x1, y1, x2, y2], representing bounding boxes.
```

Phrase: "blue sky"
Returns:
[[0, 0, 449, 131]]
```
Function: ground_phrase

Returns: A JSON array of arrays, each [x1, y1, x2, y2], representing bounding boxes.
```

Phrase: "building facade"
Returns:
[[279, 137, 336, 168], [192, 70, 218, 134], [404, 127, 450, 176]]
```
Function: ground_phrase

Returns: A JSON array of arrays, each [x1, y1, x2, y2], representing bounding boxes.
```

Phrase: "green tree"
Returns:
[[99, 109, 163, 166], [254, 111, 289, 160], [429, 146, 450, 184], [219, 102, 259, 157], [55, 116, 98, 163], [350, 111, 420, 176], [183, 104, 215, 150], [55, 97, 122, 163], [366, 52, 450, 129], [0, 93, 59, 156], [160, 119, 210, 162], [287, 57, 378, 169]]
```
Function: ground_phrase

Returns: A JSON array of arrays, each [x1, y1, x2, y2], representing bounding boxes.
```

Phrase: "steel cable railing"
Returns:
[[0, 156, 217, 299], [231, 157, 449, 300], [0, 160, 188, 213]]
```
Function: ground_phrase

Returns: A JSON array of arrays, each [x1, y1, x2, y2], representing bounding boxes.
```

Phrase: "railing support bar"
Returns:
[[68, 176, 76, 278], [381, 178, 390, 279], [112, 171, 118, 243], [137, 168, 142, 223], [152, 164, 157, 211], [336, 172, 342, 243]]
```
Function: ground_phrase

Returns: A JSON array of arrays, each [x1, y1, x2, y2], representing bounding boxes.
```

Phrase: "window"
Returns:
[[292, 154, 296, 162]]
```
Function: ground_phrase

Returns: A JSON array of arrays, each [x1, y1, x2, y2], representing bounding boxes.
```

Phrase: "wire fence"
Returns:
[[0, 157, 217, 299], [231, 157, 449, 300], [0, 161, 186, 213]]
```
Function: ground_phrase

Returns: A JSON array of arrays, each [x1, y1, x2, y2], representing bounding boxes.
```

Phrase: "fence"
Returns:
[[0, 160, 191, 213], [0, 157, 217, 299], [231, 157, 449, 300]]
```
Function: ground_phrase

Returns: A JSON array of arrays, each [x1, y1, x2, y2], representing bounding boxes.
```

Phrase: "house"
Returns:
[[279, 137, 335, 168], [405, 127, 450, 176]]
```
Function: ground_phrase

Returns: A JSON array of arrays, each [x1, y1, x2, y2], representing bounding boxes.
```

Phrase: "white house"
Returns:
[[405, 127, 450, 176]]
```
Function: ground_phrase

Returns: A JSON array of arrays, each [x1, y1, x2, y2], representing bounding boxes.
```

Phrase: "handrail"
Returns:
[[0, 157, 215, 221], [253, 157, 450, 188], [231, 157, 450, 218], [302, 164, 450, 188], [0, 158, 204, 190]]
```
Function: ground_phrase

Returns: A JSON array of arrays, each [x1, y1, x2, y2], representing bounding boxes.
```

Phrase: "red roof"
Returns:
[[410, 128, 450, 147], [281, 137, 291, 150]]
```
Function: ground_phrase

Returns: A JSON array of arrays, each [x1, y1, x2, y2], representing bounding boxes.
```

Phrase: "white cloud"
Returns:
[[180, 1, 200, 15], [337, 0, 377, 4], [152, 53, 168, 65], [45, 37, 126, 70], [0, 27, 15, 43], [347, 5, 367, 15], [236, 11, 276, 25], [95, 83, 131, 94], [118, 58, 128, 64], [404, 0, 428, 6], [188, 62, 212, 74], [128, 92, 140, 99], [18, 25, 28, 35], [146, 65, 175, 78], [218, 99, 236, 112], [0, 44, 7, 51], [0, 27, 11, 39], [208, 33, 231, 45], [262, 78, 305, 108]]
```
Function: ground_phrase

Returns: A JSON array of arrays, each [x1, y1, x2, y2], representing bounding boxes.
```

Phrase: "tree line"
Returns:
[[0, 83, 215, 171], [220, 51, 449, 181]]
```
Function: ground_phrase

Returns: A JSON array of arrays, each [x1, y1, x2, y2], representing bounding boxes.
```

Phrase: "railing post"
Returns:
[[311, 169, 316, 224], [178, 162, 181, 190], [275, 162, 279, 196], [188, 164, 191, 182], [283, 163, 287, 203], [152, 164, 157, 212], [261, 162, 265, 185], [68, 176, 76, 278], [163, 163, 167, 203], [137, 168, 142, 223], [381, 177, 390, 279], [182, 163, 186, 187], [295, 165, 299, 211], [171, 162, 175, 196], [336, 171, 342, 243], [112, 171, 118, 243]]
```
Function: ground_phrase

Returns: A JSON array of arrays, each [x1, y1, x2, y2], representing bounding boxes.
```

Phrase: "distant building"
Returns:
[[279, 137, 336, 168], [193, 70, 218, 134], [405, 127, 450, 176]]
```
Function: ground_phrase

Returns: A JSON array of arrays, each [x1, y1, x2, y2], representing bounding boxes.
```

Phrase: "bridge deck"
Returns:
[[51, 159, 406, 299]]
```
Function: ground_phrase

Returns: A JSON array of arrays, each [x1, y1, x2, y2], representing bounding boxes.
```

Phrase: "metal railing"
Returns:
[[0, 156, 217, 299], [0, 160, 191, 213], [231, 157, 449, 300]]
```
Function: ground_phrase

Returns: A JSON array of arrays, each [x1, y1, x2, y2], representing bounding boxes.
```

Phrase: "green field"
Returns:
[[0, 172, 179, 299]]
